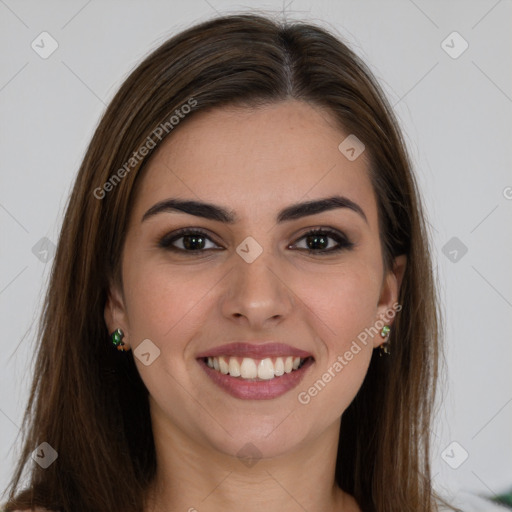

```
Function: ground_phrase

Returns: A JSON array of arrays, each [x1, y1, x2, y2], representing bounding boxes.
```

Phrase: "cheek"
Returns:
[[123, 259, 212, 347], [298, 262, 382, 343], [121, 260, 210, 409], [294, 263, 381, 413]]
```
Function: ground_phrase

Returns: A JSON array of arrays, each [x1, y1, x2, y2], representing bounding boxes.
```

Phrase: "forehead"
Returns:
[[134, 100, 377, 227]]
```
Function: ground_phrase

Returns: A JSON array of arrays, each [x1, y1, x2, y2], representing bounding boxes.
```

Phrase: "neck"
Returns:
[[144, 404, 358, 512]]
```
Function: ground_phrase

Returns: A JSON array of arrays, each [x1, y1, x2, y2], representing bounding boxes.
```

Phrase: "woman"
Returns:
[[2, 12, 464, 512]]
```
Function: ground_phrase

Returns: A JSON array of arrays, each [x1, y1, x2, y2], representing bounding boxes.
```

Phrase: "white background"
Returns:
[[1, 0, 511, 503]]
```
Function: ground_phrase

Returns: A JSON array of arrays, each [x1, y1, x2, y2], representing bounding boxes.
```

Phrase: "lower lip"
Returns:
[[197, 358, 314, 400]]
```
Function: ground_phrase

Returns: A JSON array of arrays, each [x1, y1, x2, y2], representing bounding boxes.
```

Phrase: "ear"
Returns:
[[373, 254, 407, 348], [104, 281, 131, 349]]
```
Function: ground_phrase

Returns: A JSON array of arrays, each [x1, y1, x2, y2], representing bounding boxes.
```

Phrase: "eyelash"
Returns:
[[158, 227, 354, 256]]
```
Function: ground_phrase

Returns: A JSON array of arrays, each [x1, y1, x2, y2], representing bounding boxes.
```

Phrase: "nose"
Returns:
[[220, 248, 295, 330]]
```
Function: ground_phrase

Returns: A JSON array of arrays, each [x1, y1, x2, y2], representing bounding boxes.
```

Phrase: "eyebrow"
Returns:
[[141, 195, 368, 225]]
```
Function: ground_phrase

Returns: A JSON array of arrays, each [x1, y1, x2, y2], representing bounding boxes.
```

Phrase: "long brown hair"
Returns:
[[2, 13, 454, 512]]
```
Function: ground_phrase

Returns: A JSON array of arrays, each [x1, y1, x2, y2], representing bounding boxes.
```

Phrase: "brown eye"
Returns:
[[159, 229, 221, 252], [158, 227, 354, 256], [289, 229, 354, 255]]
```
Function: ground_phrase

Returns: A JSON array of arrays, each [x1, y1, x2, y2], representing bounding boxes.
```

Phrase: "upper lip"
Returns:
[[196, 342, 314, 360]]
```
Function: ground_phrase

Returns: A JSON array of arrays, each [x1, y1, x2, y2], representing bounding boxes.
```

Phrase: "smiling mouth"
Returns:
[[200, 355, 313, 381]]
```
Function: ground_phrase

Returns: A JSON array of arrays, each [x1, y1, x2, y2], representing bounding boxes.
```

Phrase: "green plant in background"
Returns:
[[491, 487, 512, 509]]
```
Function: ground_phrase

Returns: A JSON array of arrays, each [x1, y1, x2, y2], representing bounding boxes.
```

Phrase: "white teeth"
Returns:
[[205, 355, 309, 380], [228, 357, 241, 377], [274, 357, 285, 376], [240, 358, 258, 379], [257, 358, 274, 380], [218, 356, 229, 375]]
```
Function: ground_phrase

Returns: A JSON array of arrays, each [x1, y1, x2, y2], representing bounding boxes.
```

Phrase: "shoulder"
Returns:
[[437, 490, 510, 511]]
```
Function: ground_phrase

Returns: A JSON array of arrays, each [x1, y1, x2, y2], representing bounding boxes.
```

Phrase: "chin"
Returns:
[[197, 412, 314, 463]]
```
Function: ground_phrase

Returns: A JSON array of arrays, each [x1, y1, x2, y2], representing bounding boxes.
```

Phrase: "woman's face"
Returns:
[[106, 99, 405, 459]]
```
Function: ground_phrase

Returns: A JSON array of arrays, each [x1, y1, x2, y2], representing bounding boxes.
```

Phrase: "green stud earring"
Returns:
[[379, 325, 391, 356], [111, 328, 129, 351], [380, 325, 391, 338]]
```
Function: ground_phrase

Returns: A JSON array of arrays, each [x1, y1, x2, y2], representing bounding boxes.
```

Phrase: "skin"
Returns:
[[105, 99, 406, 512]]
